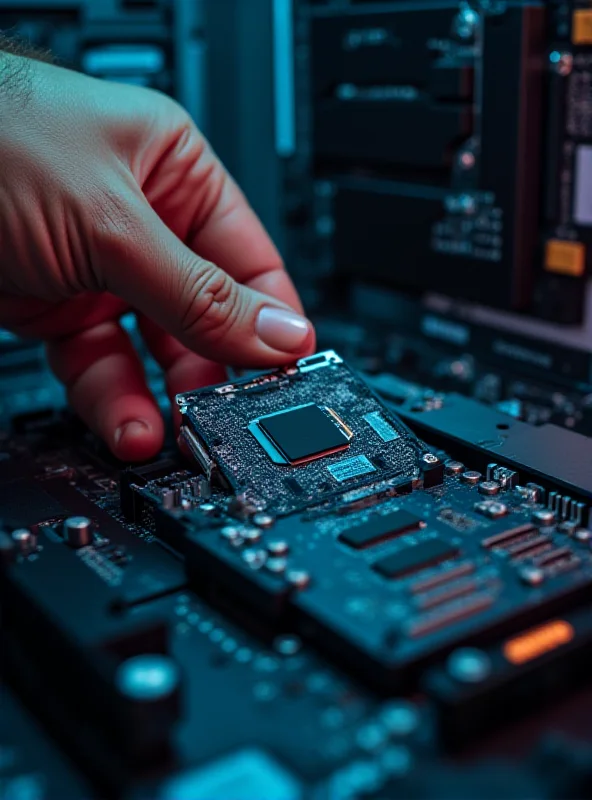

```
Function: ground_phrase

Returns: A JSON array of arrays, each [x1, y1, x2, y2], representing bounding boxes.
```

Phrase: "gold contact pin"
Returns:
[[325, 407, 354, 440]]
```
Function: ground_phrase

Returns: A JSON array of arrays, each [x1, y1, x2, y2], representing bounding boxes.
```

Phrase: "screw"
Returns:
[[447, 647, 492, 683], [380, 701, 420, 737], [422, 453, 439, 465]]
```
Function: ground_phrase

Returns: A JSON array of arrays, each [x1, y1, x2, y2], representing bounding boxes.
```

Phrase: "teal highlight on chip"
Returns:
[[328, 454, 377, 482], [363, 411, 401, 443]]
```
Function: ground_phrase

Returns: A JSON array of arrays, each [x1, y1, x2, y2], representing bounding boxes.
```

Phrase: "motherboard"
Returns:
[[2, 352, 592, 799]]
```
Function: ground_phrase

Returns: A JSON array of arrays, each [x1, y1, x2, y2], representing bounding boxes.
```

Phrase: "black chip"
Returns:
[[284, 477, 305, 495], [373, 537, 458, 579], [258, 403, 350, 463], [339, 509, 423, 549]]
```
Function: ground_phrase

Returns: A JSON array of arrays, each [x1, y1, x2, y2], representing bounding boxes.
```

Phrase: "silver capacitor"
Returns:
[[11, 528, 37, 555], [63, 516, 93, 548]]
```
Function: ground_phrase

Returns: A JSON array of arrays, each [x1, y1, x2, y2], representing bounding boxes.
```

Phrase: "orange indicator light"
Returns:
[[503, 620, 574, 666]]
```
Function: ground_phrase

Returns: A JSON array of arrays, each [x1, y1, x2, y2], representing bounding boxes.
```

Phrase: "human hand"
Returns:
[[0, 50, 315, 460]]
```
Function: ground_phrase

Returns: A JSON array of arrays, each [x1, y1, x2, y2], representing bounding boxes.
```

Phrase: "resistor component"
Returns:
[[420, 453, 445, 488], [486, 464, 517, 489], [516, 485, 540, 503], [190, 476, 210, 499], [526, 483, 545, 502]]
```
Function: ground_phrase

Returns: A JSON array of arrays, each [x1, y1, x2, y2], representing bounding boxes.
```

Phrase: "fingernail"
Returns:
[[114, 419, 151, 447], [256, 306, 312, 353]]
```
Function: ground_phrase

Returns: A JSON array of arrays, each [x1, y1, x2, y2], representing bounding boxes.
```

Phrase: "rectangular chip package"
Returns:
[[372, 537, 459, 579], [177, 351, 431, 516], [339, 509, 424, 550]]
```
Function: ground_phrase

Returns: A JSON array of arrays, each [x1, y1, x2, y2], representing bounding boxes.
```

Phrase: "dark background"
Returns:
[[0, 0, 287, 259]]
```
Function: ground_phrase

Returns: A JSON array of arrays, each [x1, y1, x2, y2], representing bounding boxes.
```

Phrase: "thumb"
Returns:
[[95, 195, 315, 367]]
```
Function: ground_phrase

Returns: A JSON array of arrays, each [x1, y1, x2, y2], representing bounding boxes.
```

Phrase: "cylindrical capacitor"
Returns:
[[532, 509, 555, 526], [11, 528, 37, 555], [63, 516, 93, 548], [478, 481, 500, 496], [445, 461, 464, 476], [461, 471, 482, 485]]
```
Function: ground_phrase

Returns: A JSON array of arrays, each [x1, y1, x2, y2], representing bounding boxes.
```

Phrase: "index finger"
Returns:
[[139, 108, 303, 312]]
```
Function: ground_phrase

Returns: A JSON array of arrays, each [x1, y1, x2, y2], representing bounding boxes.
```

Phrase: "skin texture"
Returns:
[[0, 51, 315, 461]]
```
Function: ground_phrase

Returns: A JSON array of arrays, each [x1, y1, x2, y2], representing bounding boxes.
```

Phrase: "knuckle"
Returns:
[[144, 87, 186, 117], [82, 185, 144, 292], [91, 186, 137, 242], [180, 261, 241, 341], [88, 186, 141, 275], [141, 88, 194, 132]]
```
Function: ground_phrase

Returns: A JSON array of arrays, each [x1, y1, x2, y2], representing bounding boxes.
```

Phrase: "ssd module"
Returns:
[[177, 351, 433, 516]]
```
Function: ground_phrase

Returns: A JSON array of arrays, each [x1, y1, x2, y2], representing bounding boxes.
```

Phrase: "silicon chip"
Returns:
[[284, 477, 305, 495], [177, 351, 424, 516], [258, 404, 350, 463], [373, 537, 458, 579], [339, 509, 423, 549]]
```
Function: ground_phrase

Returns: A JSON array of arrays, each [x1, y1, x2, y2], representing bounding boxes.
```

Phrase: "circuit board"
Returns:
[[2, 355, 592, 799], [177, 351, 429, 516], [139, 420, 592, 694]]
